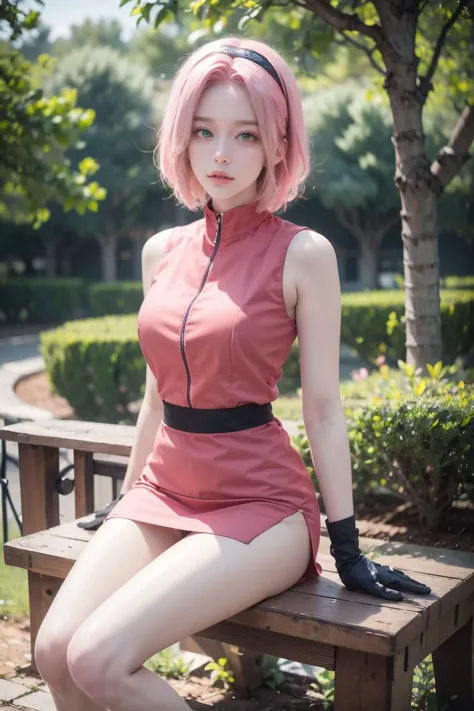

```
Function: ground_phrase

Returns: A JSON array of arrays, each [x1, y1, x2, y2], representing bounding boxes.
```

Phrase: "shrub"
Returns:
[[340, 289, 474, 364], [40, 315, 144, 423], [88, 281, 143, 317], [293, 361, 474, 529], [0, 278, 87, 325]]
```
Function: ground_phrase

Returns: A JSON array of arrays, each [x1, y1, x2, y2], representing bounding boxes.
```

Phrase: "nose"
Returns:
[[214, 136, 230, 164]]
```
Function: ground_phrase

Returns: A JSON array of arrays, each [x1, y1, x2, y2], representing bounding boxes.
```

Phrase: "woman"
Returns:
[[34, 37, 430, 711]]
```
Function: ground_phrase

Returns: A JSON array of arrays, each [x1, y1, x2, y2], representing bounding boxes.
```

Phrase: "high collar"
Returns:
[[203, 197, 271, 247]]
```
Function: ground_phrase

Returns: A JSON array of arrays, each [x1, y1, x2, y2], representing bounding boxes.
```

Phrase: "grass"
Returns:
[[0, 518, 29, 620], [272, 394, 303, 421]]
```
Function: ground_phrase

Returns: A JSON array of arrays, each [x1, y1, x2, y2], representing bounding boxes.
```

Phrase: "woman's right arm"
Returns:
[[119, 227, 174, 496]]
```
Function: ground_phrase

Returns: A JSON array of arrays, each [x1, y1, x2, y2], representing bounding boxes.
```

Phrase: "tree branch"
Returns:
[[303, 0, 386, 48], [338, 30, 386, 74], [431, 104, 474, 194], [418, 1, 466, 101]]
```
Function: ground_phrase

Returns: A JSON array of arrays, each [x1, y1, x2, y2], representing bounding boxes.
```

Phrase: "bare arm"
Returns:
[[294, 230, 354, 523], [119, 227, 174, 495]]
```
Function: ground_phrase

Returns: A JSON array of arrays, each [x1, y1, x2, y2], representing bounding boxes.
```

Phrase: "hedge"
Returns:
[[0, 278, 87, 325], [40, 315, 144, 424]]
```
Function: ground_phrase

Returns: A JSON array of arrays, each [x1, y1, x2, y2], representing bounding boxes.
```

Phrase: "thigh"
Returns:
[[67, 511, 311, 681], [36, 517, 185, 643]]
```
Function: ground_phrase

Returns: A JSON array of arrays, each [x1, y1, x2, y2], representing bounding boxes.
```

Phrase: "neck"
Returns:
[[202, 197, 271, 247]]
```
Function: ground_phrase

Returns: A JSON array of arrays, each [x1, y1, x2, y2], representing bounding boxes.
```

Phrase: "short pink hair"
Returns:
[[155, 37, 310, 214]]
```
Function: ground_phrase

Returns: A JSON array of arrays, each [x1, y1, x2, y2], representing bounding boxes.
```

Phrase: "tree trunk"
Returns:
[[359, 238, 380, 290], [380, 10, 442, 369], [43, 238, 58, 278], [98, 235, 117, 282], [336, 211, 384, 290], [131, 235, 145, 281]]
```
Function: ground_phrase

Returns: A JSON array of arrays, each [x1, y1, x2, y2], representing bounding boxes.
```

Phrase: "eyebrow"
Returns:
[[193, 116, 259, 126]]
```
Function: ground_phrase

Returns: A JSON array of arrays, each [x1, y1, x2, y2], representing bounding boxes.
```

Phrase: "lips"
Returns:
[[209, 173, 233, 179]]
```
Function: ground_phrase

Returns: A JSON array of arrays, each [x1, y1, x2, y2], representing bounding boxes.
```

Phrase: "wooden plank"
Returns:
[[357, 536, 474, 580], [432, 616, 474, 711], [399, 593, 474, 669], [93, 452, 129, 480], [27, 573, 61, 675], [334, 647, 414, 711], [196, 620, 336, 670], [296, 569, 474, 622], [18, 443, 60, 534], [0, 419, 135, 456], [74, 451, 95, 517], [247, 590, 425, 655]]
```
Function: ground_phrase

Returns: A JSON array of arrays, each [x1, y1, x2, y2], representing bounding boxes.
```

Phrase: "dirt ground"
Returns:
[[14, 371, 75, 419], [0, 617, 31, 676]]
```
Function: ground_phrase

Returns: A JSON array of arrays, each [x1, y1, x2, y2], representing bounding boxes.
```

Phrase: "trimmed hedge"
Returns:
[[88, 282, 143, 317], [341, 289, 474, 363], [40, 316, 144, 424], [0, 278, 87, 325]]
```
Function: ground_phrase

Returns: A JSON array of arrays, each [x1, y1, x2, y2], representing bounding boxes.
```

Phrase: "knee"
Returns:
[[34, 624, 74, 693], [66, 632, 116, 704]]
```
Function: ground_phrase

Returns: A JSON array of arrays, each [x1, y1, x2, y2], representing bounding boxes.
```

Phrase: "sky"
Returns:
[[37, 0, 138, 39]]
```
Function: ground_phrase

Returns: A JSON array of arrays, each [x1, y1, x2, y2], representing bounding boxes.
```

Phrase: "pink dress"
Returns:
[[105, 198, 322, 581]]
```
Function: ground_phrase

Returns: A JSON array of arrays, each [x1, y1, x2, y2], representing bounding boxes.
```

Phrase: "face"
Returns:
[[188, 81, 266, 213]]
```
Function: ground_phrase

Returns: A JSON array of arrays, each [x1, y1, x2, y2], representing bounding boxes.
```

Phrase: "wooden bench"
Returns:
[[2, 419, 474, 711]]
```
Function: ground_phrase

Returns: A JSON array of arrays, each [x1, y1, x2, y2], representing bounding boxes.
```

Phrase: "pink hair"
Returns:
[[155, 37, 310, 214]]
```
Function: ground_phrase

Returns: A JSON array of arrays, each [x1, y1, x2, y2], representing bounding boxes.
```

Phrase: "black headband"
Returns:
[[217, 45, 286, 99]]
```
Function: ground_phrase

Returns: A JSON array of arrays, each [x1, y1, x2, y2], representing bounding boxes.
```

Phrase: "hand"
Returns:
[[77, 494, 124, 531], [326, 515, 431, 602]]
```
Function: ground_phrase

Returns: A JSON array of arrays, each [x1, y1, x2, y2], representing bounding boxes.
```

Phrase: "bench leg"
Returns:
[[334, 648, 413, 711], [26, 572, 61, 675], [433, 617, 474, 711], [180, 636, 263, 693]]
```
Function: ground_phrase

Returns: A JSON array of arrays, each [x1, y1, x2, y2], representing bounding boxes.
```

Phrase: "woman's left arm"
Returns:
[[294, 229, 352, 522], [294, 230, 432, 601]]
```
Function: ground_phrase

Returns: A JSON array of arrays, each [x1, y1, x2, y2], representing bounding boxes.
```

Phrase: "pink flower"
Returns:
[[351, 367, 369, 381], [376, 355, 386, 366]]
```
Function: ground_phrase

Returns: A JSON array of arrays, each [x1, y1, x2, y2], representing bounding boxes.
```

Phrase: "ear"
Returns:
[[273, 137, 288, 166]]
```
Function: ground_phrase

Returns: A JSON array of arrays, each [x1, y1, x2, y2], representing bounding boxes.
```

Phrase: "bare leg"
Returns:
[[34, 517, 186, 711], [65, 511, 312, 711]]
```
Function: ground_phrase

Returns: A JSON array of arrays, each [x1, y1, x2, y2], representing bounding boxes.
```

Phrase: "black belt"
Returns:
[[163, 400, 274, 434]]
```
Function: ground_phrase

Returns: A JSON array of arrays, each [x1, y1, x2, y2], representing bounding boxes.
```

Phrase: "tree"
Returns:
[[305, 83, 399, 288], [44, 46, 160, 281], [0, 0, 106, 229], [121, 0, 474, 369]]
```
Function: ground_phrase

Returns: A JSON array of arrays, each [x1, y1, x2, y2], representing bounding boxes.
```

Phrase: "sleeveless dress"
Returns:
[[105, 198, 323, 581]]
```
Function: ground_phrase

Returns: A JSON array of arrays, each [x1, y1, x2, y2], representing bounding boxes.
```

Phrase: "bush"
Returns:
[[441, 275, 474, 289], [0, 277, 87, 325], [346, 392, 473, 529], [88, 281, 143, 317], [341, 289, 474, 364], [40, 315, 145, 423], [293, 361, 474, 529]]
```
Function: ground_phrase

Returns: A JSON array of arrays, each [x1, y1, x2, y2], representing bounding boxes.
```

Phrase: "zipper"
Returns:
[[179, 212, 223, 408]]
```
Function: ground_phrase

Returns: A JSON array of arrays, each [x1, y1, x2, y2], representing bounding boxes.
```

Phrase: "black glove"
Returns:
[[326, 515, 431, 601], [77, 494, 125, 530]]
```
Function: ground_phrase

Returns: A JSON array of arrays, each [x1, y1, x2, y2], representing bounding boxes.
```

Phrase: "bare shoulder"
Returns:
[[141, 227, 175, 293], [288, 228, 338, 287]]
